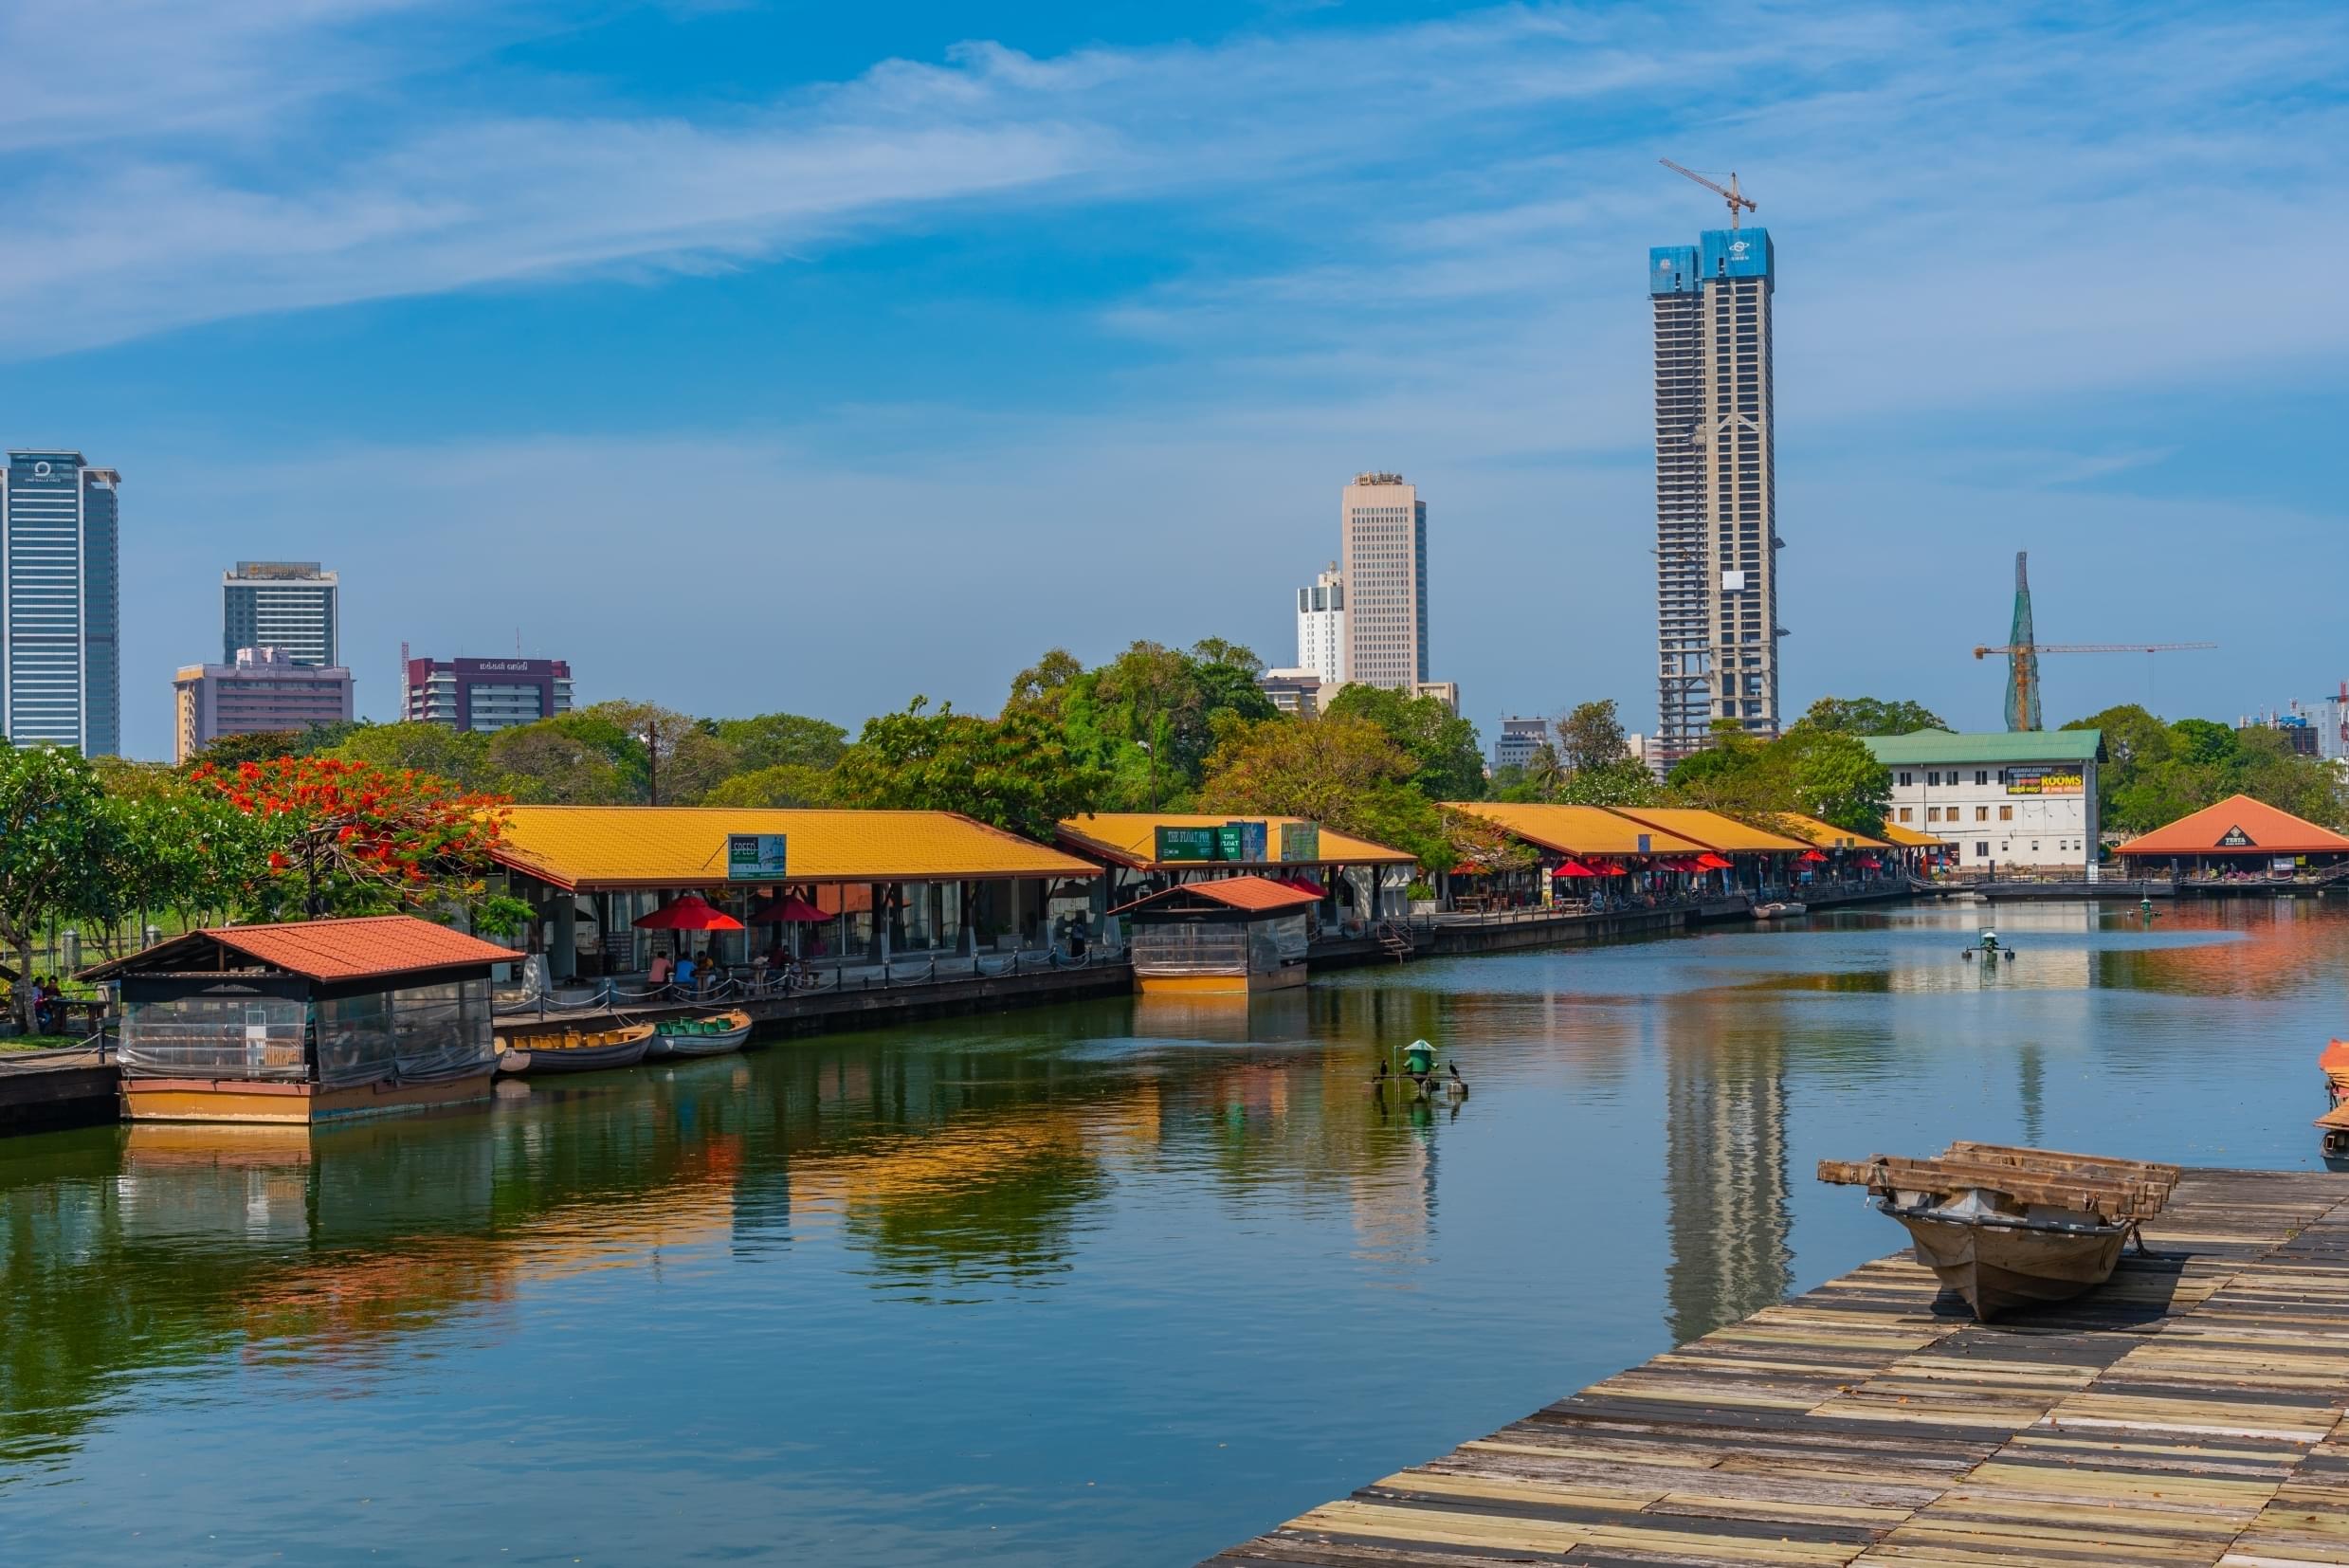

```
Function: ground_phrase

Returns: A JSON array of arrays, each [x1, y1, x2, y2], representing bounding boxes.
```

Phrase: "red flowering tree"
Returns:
[[190, 757, 511, 920]]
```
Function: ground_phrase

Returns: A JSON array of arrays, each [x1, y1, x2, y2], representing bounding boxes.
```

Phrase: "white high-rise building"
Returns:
[[1650, 227, 1780, 762], [1, 450, 120, 756], [1295, 562, 1345, 684], [223, 561, 338, 668], [1339, 474, 1427, 693]]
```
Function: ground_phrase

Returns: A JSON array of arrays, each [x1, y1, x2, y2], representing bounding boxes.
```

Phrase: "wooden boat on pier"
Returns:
[[646, 1010, 753, 1059], [1819, 1140, 2181, 1321], [495, 1023, 654, 1077]]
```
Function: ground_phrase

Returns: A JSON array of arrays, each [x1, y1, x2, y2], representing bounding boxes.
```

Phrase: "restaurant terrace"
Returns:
[[1054, 813, 1418, 929], [2114, 794, 2349, 880], [490, 807, 1103, 980]]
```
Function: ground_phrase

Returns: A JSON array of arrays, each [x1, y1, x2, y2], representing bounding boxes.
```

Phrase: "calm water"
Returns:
[[5, 900, 2345, 1564]]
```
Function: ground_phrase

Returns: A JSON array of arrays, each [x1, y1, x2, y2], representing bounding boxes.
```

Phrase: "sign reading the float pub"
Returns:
[[1280, 821, 1320, 864], [2005, 767, 2085, 796], [1155, 826, 1219, 863], [2216, 825, 2255, 848], [725, 833, 789, 880]]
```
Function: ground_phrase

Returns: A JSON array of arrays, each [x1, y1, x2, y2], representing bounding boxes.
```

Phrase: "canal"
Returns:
[[3, 899, 2342, 1564]]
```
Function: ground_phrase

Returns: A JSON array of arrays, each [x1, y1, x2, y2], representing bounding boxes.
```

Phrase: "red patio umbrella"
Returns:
[[747, 894, 830, 923], [1797, 849, 1829, 864], [1550, 860, 1597, 878], [1593, 863, 1628, 877], [1857, 856, 1884, 870], [633, 894, 744, 931], [1695, 852, 1733, 870]]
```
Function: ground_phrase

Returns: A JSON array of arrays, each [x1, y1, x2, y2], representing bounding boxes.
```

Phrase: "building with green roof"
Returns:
[[1861, 730, 2103, 874]]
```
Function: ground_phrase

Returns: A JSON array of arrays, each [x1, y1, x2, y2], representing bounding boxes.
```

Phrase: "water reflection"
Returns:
[[3, 900, 2343, 1565]]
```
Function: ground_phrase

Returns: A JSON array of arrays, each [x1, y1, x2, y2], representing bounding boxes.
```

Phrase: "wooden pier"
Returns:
[[1206, 1167, 2349, 1567]]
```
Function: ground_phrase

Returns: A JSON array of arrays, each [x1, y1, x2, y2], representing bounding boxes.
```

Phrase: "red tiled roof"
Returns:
[[83, 915, 521, 983], [2114, 794, 2349, 857], [1111, 874, 1322, 917]]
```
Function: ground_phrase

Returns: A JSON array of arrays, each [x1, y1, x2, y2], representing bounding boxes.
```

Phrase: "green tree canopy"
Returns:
[[1194, 712, 1448, 868], [0, 743, 118, 1030], [1795, 696, 1949, 737], [700, 763, 836, 809], [1780, 728, 1892, 833], [1322, 684, 1484, 802], [830, 698, 1105, 840], [712, 712, 849, 774], [1555, 700, 1632, 773], [330, 722, 500, 792]]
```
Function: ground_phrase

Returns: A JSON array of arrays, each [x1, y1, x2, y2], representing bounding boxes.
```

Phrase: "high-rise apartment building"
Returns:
[[174, 646, 355, 764], [1650, 227, 1780, 761], [1295, 562, 1346, 684], [1493, 716, 1550, 775], [403, 655, 573, 732], [1339, 473, 1427, 693], [1, 450, 119, 756], [224, 561, 338, 667]]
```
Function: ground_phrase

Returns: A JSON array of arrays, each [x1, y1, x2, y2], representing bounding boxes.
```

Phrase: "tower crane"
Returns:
[[1658, 159, 1756, 229], [1971, 640, 2216, 733]]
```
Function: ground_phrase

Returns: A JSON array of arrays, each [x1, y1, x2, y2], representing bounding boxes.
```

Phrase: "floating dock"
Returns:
[[1206, 1167, 2349, 1567]]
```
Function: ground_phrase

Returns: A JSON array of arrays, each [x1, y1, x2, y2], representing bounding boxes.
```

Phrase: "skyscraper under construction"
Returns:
[[1650, 226, 1780, 762]]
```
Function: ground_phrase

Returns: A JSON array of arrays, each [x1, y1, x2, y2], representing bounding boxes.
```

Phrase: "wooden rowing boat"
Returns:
[[646, 1010, 753, 1059], [494, 1023, 654, 1076], [1819, 1141, 2182, 1321]]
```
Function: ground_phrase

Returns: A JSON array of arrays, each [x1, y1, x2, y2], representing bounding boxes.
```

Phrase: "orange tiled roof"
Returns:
[[2115, 794, 2349, 857], [495, 807, 1101, 890], [85, 916, 520, 983], [1112, 875, 1321, 917]]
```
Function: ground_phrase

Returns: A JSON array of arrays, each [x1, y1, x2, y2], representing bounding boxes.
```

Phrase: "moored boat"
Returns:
[[1754, 901, 1807, 920], [1819, 1141, 2181, 1321], [495, 1023, 654, 1076], [646, 1010, 753, 1059]]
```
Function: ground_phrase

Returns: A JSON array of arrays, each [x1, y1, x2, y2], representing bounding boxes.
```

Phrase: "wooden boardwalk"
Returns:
[[1205, 1168, 2349, 1567]]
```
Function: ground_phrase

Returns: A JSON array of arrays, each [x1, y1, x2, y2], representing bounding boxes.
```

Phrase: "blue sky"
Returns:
[[6, 1, 2342, 760]]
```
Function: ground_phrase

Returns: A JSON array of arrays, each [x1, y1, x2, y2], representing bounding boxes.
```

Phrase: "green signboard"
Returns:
[[1216, 820, 1267, 863], [725, 833, 789, 881], [1155, 826, 1218, 863], [1280, 821, 1320, 863]]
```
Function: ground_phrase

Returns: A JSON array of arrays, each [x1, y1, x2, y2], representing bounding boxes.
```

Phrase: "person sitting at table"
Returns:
[[672, 952, 696, 991], [648, 951, 674, 987]]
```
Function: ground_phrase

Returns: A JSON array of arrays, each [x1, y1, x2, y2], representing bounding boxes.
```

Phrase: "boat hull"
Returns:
[[1891, 1209, 2127, 1320], [498, 1037, 650, 1075], [646, 1024, 752, 1059]]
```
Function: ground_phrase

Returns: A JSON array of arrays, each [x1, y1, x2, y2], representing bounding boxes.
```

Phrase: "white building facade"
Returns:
[[1340, 474, 1427, 692], [1866, 730, 2103, 874], [1296, 563, 1345, 685]]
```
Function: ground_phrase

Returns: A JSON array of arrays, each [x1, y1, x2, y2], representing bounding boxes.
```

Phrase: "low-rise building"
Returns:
[[1258, 667, 1330, 718], [173, 646, 355, 763], [403, 655, 573, 732], [1864, 729, 2103, 873], [1493, 717, 1550, 775]]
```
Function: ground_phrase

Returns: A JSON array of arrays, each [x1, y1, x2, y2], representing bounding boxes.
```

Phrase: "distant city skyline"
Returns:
[[0, 4, 2335, 758], [223, 561, 338, 668]]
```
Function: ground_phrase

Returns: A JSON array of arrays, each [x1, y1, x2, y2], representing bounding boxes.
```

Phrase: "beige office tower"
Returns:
[[1650, 228, 1779, 762], [1339, 473, 1427, 692]]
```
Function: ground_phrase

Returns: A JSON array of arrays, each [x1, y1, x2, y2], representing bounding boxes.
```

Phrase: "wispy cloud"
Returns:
[[24, 0, 2342, 388]]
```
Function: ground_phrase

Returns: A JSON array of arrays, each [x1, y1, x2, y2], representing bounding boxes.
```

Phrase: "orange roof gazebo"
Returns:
[[2114, 794, 2349, 861]]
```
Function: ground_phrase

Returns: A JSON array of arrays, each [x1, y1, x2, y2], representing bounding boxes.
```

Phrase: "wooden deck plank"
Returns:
[[1201, 1171, 2349, 1568]]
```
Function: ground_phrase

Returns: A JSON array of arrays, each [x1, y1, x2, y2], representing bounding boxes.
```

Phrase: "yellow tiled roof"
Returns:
[[1439, 803, 1706, 858], [1056, 812, 1416, 868], [1772, 812, 1892, 851], [1603, 807, 1811, 854], [1876, 821, 1944, 848], [495, 807, 1101, 890]]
